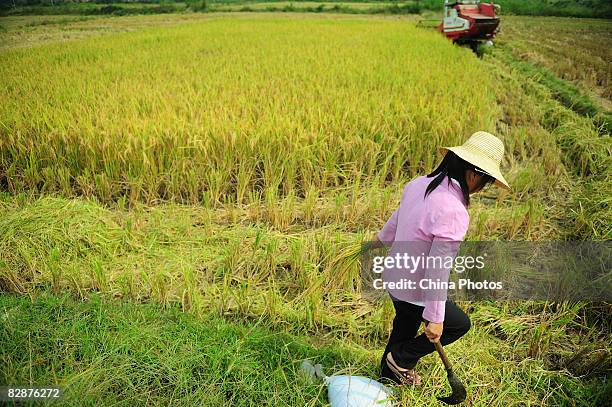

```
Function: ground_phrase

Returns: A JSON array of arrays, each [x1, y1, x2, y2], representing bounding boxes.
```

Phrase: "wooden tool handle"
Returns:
[[434, 341, 453, 370]]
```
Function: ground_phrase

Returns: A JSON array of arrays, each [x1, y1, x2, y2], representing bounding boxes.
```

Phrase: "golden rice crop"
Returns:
[[0, 18, 499, 205]]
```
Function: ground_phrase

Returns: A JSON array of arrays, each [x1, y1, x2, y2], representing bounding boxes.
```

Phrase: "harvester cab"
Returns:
[[438, 0, 500, 48]]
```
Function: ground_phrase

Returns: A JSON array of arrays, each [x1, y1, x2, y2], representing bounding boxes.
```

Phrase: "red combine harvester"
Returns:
[[438, 1, 500, 50]]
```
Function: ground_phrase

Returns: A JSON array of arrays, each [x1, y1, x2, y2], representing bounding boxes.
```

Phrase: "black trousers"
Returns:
[[380, 300, 471, 375]]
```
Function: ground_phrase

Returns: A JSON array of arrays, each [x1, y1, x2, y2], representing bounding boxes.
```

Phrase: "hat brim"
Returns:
[[440, 146, 510, 190]]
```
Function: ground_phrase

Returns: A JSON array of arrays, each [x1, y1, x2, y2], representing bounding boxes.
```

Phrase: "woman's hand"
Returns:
[[424, 322, 443, 343], [370, 235, 384, 249]]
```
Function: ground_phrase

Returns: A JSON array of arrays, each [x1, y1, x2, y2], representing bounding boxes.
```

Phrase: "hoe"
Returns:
[[435, 341, 467, 405]]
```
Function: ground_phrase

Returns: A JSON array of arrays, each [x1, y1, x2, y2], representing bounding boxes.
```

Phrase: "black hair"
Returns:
[[424, 151, 494, 206]]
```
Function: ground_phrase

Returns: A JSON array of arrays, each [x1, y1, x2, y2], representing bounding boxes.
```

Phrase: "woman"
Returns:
[[375, 131, 510, 385]]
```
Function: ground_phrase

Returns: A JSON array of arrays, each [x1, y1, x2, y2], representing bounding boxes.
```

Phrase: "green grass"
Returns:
[[2, 293, 610, 406], [0, 293, 334, 405]]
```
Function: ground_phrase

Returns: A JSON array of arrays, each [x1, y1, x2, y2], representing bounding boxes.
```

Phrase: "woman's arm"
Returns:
[[421, 205, 469, 340], [377, 207, 399, 245]]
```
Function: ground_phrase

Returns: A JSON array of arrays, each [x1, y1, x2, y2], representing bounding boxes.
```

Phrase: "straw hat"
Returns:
[[441, 131, 510, 189]]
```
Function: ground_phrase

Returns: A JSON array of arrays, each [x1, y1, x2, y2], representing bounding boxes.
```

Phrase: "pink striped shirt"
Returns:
[[377, 175, 469, 323]]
